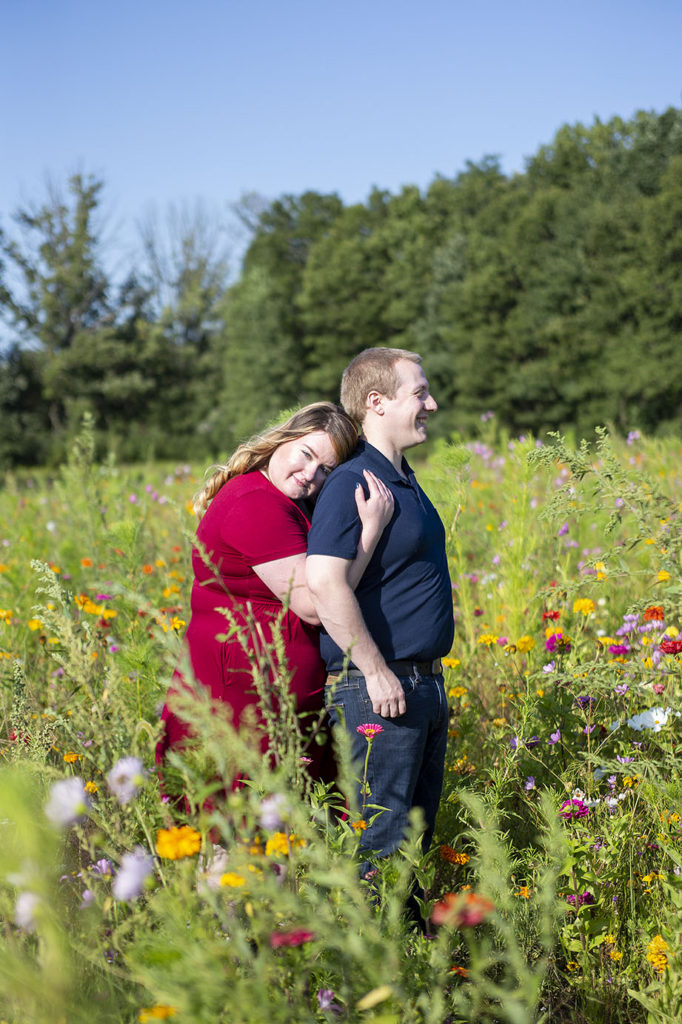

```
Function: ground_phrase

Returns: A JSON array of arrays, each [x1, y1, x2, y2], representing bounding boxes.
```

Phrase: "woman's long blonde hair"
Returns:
[[193, 402, 358, 518]]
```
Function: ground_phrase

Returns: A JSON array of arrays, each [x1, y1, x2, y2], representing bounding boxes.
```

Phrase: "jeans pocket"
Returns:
[[399, 675, 418, 697]]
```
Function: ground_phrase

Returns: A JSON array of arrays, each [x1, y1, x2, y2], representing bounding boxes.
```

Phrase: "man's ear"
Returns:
[[366, 389, 384, 416]]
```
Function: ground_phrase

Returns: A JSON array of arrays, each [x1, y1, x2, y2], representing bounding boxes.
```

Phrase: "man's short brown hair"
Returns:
[[340, 347, 422, 424]]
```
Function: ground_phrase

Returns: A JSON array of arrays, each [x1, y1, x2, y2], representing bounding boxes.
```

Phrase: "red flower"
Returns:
[[644, 606, 665, 621], [269, 929, 315, 948], [542, 611, 560, 621], [431, 891, 495, 928], [660, 639, 682, 655]]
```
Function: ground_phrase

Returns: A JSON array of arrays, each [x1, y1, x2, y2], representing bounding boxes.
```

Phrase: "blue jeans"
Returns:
[[325, 670, 449, 875]]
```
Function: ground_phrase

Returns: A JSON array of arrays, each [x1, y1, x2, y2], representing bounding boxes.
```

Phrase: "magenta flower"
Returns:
[[269, 928, 315, 948], [565, 890, 595, 907], [609, 644, 630, 656], [560, 799, 589, 820], [356, 724, 384, 738]]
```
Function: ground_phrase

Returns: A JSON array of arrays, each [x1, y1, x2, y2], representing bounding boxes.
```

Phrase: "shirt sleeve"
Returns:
[[221, 488, 309, 566], [307, 469, 364, 560]]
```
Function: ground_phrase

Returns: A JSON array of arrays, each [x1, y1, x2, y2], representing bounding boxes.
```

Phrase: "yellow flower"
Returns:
[[516, 886, 531, 899], [572, 598, 595, 616], [595, 561, 607, 580], [100, 608, 117, 620], [609, 950, 623, 962], [605, 934, 616, 944], [442, 657, 460, 669], [516, 635, 536, 653], [155, 825, 202, 860], [85, 781, 99, 794], [597, 636, 615, 646], [491, 718, 506, 727], [169, 617, 186, 631], [138, 1007, 177, 1022], [220, 872, 247, 888], [536, 688, 545, 698], [449, 686, 467, 698], [155, 558, 166, 568], [623, 775, 640, 788], [351, 820, 367, 832], [477, 634, 498, 646], [657, 570, 671, 583], [0, 609, 14, 624], [27, 618, 43, 631], [63, 751, 81, 764], [646, 934, 669, 973], [265, 832, 307, 857], [566, 962, 580, 972]]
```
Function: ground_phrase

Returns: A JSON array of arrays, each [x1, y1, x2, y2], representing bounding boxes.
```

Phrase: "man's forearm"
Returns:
[[311, 574, 385, 675], [307, 555, 406, 717]]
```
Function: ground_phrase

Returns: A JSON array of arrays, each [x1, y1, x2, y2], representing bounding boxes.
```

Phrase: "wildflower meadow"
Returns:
[[1, 417, 681, 1024]]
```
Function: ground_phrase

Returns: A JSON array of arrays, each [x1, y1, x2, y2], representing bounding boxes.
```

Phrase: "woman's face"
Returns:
[[265, 430, 338, 501]]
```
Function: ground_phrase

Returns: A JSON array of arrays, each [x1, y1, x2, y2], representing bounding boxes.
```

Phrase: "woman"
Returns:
[[156, 402, 393, 787]]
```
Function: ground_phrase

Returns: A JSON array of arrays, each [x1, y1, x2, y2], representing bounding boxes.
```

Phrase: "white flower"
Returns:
[[112, 847, 154, 901], [571, 788, 585, 801], [628, 707, 673, 732], [45, 777, 90, 827], [107, 757, 147, 805], [15, 891, 41, 931], [259, 794, 290, 831]]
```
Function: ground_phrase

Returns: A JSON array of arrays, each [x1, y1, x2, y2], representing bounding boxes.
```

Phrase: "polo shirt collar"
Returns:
[[356, 438, 415, 487]]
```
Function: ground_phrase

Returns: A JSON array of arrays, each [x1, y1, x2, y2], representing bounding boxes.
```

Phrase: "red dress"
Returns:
[[156, 471, 331, 782]]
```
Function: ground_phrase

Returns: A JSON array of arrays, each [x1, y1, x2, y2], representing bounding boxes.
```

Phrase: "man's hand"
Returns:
[[364, 666, 406, 718]]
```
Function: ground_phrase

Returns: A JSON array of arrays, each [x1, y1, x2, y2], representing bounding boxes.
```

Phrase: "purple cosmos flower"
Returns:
[[112, 848, 154, 902], [560, 799, 589, 820], [548, 729, 561, 745], [45, 778, 90, 827], [613, 684, 628, 696], [107, 757, 146, 805], [575, 695, 596, 710], [558, 522, 569, 536], [524, 776, 536, 791]]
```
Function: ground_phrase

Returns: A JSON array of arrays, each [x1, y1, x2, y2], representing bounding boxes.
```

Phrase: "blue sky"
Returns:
[[1, 0, 681, 272]]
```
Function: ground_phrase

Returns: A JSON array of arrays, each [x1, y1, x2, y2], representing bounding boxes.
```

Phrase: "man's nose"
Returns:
[[425, 395, 438, 412]]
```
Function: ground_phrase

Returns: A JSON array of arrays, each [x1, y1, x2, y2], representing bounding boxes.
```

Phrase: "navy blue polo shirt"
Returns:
[[307, 440, 454, 672]]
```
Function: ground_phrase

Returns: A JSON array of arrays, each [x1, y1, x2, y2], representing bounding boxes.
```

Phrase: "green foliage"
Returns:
[[2, 422, 682, 1021], [3, 106, 682, 467]]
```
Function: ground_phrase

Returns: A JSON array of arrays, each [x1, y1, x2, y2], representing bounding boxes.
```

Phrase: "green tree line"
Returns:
[[2, 105, 681, 468]]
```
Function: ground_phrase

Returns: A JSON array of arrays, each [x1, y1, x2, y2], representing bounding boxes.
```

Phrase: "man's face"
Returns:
[[379, 359, 438, 451]]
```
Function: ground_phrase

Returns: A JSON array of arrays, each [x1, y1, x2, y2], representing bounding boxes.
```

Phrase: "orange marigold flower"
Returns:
[[142, 564, 154, 575], [81, 557, 93, 568], [450, 965, 469, 977], [351, 820, 367, 832], [155, 825, 202, 860], [516, 885, 531, 899], [644, 605, 665, 621], [63, 751, 81, 764], [440, 846, 470, 865]]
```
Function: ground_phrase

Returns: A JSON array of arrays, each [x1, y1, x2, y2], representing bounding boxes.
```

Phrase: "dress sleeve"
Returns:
[[221, 488, 309, 566], [306, 469, 364, 560]]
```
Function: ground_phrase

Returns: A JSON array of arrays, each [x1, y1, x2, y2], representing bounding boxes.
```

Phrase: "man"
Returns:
[[306, 347, 454, 883]]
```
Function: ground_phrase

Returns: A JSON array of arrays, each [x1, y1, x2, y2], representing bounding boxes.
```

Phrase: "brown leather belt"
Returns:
[[326, 658, 442, 683]]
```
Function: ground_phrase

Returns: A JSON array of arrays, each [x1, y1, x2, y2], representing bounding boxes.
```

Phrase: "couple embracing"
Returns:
[[157, 346, 454, 890]]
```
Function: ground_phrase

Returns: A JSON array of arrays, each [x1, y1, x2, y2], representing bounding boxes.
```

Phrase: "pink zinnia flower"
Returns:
[[356, 724, 384, 738], [269, 929, 315, 948]]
